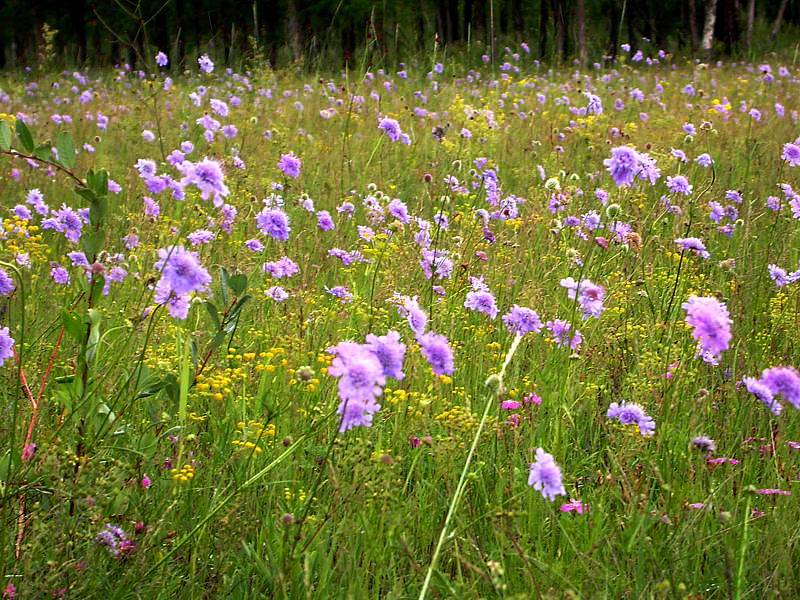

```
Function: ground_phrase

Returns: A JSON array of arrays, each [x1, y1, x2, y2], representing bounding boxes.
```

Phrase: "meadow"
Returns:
[[0, 46, 799, 598]]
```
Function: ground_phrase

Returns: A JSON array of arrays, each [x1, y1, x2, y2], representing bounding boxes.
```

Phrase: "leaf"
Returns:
[[75, 187, 97, 204], [15, 119, 34, 153], [229, 274, 248, 297], [219, 267, 231, 305], [85, 308, 102, 364], [0, 121, 11, 151], [61, 308, 85, 342], [204, 301, 221, 330], [33, 142, 51, 162], [56, 130, 76, 169]]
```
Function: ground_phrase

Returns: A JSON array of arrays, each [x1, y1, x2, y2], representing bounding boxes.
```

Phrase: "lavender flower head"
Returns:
[[560, 277, 605, 319], [0, 327, 15, 367], [675, 237, 710, 259], [527, 448, 566, 501], [682, 295, 732, 365], [502, 305, 543, 336], [607, 401, 656, 436], [417, 332, 455, 376], [277, 153, 302, 179]]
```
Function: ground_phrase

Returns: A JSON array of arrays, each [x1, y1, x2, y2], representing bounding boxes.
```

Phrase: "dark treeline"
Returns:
[[0, 0, 798, 70]]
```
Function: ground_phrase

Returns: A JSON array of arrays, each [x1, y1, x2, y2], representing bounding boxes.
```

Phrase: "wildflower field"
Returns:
[[1, 47, 800, 598]]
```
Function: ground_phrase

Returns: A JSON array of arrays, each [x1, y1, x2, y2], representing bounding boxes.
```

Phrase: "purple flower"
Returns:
[[692, 436, 717, 453], [417, 332, 455, 376], [502, 305, 543, 335], [744, 376, 782, 415], [263, 256, 299, 279], [328, 342, 386, 432], [527, 448, 566, 501], [682, 296, 732, 365], [782, 143, 800, 167], [316, 210, 335, 231], [245, 239, 264, 253], [326, 286, 353, 303], [420, 249, 453, 280], [365, 330, 406, 380], [198, 54, 214, 73], [397, 295, 428, 336], [464, 289, 498, 319], [695, 153, 714, 168], [607, 401, 655, 436], [155, 51, 168, 67], [277, 153, 301, 179], [546, 319, 582, 350], [760, 366, 800, 410], [42, 204, 85, 243], [187, 229, 215, 246], [26, 188, 49, 215], [0, 327, 15, 367], [180, 158, 229, 206], [604, 146, 640, 187], [96, 524, 136, 558], [265, 286, 289, 302], [675, 237, 710, 259], [666, 175, 693, 196], [153, 246, 211, 319], [378, 117, 404, 142], [51, 265, 70, 285], [0, 269, 15, 296], [256, 208, 291, 242], [560, 277, 605, 319]]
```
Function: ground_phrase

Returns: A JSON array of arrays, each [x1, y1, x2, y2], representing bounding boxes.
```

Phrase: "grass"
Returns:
[[0, 49, 799, 598]]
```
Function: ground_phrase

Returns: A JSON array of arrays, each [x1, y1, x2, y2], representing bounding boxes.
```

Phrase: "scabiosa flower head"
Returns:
[[760, 366, 800, 410], [51, 265, 70, 285], [378, 117, 403, 142], [265, 285, 289, 302], [666, 174, 693, 195], [420, 248, 453, 279], [0, 269, 14, 296], [528, 448, 566, 501], [560, 277, 605, 319], [682, 295, 732, 365], [604, 146, 640, 187], [607, 401, 655, 436], [155, 246, 211, 296], [396, 295, 428, 336], [744, 376, 782, 415], [695, 153, 714, 168], [326, 286, 353, 303], [782, 142, 800, 167], [26, 188, 49, 215], [675, 237, 710, 259], [263, 256, 300, 279], [0, 327, 15, 367], [327, 342, 385, 432], [198, 54, 214, 73], [256, 207, 291, 241], [692, 436, 717, 453], [277, 152, 301, 179], [365, 330, 406, 380], [180, 158, 229, 206], [502, 305, 543, 335], [187, 229, 215, 246], [417, 332, 455, 376], [42, 204, 85, 243], [245, 239, 264, 253], [155, 51, 168, 67], [464, 289, 498, 319], [316, 210, 335, 231], [546, 319, 582, 350]]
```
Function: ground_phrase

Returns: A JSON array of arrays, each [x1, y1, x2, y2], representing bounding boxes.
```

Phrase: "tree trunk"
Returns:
[[771, 0, 789, 39], [745, 0, 755, 49], [286, 0, 302, 61], [576, 0, 587, 66], [551, 0, 565, 60], [700, 0, 718, 52], [538, 0, 549, 58], [688, 0, 699, 51]]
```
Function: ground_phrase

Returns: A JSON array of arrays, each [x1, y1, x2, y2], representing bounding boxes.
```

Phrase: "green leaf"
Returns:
[[229, 274, 248, 297], [219, 267, 231, 305], [204, 301, 221, 330], [75, 187, 98, 204], [88, 195, 108, 226], [92, 169, 109, 198], [61, 308, 85, 342], [56, 130, 76, 169], [15, 119, 34, 153], [0, 121, 11, 151], [34, 142, 51, 162]]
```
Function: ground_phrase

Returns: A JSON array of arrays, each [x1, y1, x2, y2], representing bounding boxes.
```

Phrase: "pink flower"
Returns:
[[560, 499, 589, 514]]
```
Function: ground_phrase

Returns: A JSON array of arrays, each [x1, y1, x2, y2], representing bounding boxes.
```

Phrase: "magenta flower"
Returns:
[[277, 153, 301, 179], [528, 448, 566, 501]]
